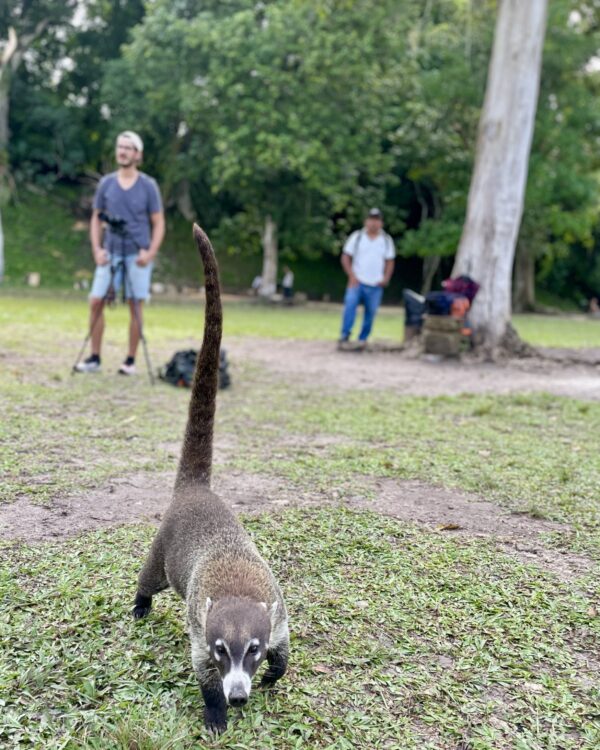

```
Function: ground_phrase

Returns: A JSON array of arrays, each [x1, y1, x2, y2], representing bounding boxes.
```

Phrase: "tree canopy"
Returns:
[[4, 0, 600, 302]]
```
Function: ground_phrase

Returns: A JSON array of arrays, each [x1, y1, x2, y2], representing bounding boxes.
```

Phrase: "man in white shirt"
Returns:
[[339, 208, 396, 347]]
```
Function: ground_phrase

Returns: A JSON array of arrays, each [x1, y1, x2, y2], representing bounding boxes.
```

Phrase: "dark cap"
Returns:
[[367, 207, 383, 219]]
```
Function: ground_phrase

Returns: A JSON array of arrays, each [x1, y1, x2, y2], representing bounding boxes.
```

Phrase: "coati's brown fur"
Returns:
[[133, 224, 289, 733]]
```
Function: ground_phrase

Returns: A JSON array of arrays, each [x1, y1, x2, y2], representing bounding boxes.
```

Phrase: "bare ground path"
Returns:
[[1, 464, 593, 582], [2, 335, 598, 581], [228, 337, 600, 400]]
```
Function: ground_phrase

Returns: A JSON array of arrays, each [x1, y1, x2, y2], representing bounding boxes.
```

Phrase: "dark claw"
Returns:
[[133, 604, 151, 619], [260, 672, 278, 689], [204, 708, 228, 734], [206, 721, 227, 735], [132, 593, 152, 619]]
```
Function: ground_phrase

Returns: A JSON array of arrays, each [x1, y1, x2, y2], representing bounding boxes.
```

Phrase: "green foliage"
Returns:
[[519, 0, 600, 300], [5, 0, 600, 302], [7, 0, 145, 182], [0, 0, 77, 39], [103, 0, 411, 256]]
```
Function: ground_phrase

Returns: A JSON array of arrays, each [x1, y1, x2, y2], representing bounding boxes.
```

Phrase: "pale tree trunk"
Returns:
[[259, 215, 278, 297], [0, 28, 17, 159], [421, 255, 440, 295], [452, 0, 548, 350], [414, 183, 441, 295], [0, 28, 18, 284], [175, 178, 196, 221], [0, 23, 47, 154], [0, 206, 4, 282], [513, 241, 536, 312], [0, 24, 47, 283]]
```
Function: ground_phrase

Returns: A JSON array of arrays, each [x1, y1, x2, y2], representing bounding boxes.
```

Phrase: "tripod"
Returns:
[[72, 213, 155, 385]]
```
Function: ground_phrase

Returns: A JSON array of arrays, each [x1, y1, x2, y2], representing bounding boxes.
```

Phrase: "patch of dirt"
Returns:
[[0, 471, 594, 582], [228, 338, 600, 401], [349, 479, 595, 581], [0, 471, 285, 543], [0, 472, 175, 542], [539, 347, 600, 366]]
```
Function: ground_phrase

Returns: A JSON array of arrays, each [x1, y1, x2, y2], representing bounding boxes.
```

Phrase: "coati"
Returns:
[[132, 224, 289, 733]]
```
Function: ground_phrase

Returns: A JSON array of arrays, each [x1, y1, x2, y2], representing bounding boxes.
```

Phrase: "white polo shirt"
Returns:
[[343, 230, 396, 286]]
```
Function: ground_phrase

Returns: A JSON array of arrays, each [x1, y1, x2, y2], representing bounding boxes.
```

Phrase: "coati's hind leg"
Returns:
[[132, 536, 169, 620], [261, 638, 289, 688]]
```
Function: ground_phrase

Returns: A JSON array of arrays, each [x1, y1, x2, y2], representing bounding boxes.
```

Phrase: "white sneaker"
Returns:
[[118, 362, 137, 376], [74, 357, 101, 373]]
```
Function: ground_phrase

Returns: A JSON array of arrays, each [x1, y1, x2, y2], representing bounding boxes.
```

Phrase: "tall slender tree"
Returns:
[[0, 1, 77, 282], [452, 0, 549, 350]]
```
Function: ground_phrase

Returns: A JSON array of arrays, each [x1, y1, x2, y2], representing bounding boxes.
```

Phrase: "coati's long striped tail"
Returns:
[[175, 224, 223, 488]]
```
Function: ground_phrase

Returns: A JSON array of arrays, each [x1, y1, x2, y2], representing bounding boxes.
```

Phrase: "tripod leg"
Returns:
[[123, 262, 155, 385], [71, 332, 91, 374], [71, 296, 106, 374], [140, 328, 155, 386]]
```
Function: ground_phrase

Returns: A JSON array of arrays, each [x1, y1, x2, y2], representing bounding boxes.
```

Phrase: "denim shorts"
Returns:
[[90, 254, 154, 301]]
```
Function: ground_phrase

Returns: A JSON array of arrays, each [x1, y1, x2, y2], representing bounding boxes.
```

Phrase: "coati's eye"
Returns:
[[216, 644, 227, 656], [248, 644, 259, 654]]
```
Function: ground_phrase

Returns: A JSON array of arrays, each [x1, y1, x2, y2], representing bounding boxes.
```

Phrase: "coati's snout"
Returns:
[[205, 597, 275, 706]]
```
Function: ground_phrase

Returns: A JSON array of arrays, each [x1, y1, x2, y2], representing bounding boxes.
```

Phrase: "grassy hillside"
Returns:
[[2, 188, 350, 300], [3, 188, 91, 288]]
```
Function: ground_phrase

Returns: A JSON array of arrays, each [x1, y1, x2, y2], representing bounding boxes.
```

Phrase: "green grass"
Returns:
[[2, 294, 600, 747], [513, 315, 600, 349], [3, 294, 600, 347], [1, 295, 599, 559], [0, 293, 405, 345], [1, 510, 599, 749], [236, 390, 600, 556]]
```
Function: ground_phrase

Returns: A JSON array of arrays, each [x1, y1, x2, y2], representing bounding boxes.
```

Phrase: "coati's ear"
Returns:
[[202, 597, 213, 629]]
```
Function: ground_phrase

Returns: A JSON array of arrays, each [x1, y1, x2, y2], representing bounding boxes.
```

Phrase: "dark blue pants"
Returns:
[[340, 283, 384, 341]]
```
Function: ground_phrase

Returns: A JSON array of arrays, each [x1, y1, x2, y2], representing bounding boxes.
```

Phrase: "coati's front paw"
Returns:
[[260, 670, 279, 689], [132, 593, 152, 620], [204, 707, 228, 734], [260, 649, 288, 688]]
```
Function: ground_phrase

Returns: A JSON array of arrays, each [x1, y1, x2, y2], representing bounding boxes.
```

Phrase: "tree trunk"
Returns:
[[0, 206, 4, 283], [175, 178, 196, 221], [0, 60, 10, 285], [513, 242, 536, 312], [0, 72, 9, 163], [421, 255, 440, 295], [0, 28, 17, 159], [259, 215, 278, 297], [452, 0, 548, 351], [0, 28, 19, 284]]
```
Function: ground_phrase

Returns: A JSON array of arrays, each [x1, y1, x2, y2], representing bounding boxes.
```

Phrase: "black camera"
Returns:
[[99, 211, 127, 236]]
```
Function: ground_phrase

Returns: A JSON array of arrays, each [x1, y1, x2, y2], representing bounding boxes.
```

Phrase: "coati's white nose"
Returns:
[[223, 668, 251, 706], [228, 686, 248, 707]]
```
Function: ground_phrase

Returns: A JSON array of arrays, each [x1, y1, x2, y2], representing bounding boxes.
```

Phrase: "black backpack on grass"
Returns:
[[159, 349, 231, 389]]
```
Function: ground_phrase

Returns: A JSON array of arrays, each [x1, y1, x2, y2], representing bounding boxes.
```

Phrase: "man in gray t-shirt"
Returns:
[[75, 131, 165, 376]]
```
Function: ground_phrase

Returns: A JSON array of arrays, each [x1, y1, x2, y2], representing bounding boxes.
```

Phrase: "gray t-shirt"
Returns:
[[93, 172, 163, 256]]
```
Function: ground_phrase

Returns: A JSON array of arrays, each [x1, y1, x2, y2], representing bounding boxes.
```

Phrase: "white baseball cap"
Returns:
[[117, 130, 144, 152]]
